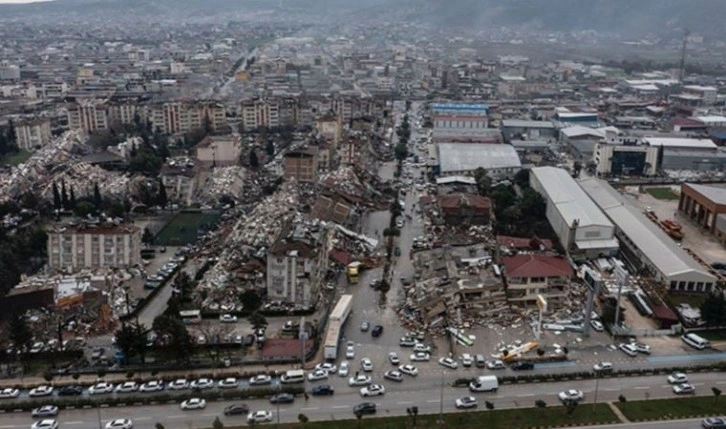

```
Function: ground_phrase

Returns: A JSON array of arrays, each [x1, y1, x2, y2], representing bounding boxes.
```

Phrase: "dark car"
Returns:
[[371, 325, 384, 337], [223, 404, 250, 416], [269, 393, 295, 404], [353, 402, 377, 416], [311, 385, 335, 396], [58, 385, 83, 396], [511, 361, 535, 371], [243, 335, 255, 347]]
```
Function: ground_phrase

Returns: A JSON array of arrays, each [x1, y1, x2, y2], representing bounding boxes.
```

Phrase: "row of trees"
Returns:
[[0, 121, 18, 157]]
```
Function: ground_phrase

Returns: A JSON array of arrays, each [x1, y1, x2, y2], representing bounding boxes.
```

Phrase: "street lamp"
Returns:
[[275, 372, 281, 428], [592, 373, 600, 411]]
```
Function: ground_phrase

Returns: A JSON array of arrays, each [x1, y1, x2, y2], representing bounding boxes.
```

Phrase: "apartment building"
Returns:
[[502, 254, 573, 307], [283, 148, 318, 183], [195, 135, 242, 167], [67, 100, 109, 133], [47, 223, 141, 271], [240, 98, 280, 130], [108, 102, 143, 126], [15, 118, 52, 150], [148, 101, 226, 135]]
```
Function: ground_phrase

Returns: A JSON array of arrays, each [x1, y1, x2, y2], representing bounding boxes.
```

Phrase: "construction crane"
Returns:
[[679, 29, 690, 82]]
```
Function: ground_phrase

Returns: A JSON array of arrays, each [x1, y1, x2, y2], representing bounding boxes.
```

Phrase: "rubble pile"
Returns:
[[40, 162, 131, 201], [0, 130, 85, 202], [198, 166, 246, 203]]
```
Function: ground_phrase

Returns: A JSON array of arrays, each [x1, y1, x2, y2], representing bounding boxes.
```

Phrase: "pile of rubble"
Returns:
[[39, 162, 131, 201], [198, 166, 246, 204]]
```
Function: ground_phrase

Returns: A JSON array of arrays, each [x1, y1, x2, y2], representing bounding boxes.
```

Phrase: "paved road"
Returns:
[[1, 373, 723, 428], [570, 419, 706, 429]]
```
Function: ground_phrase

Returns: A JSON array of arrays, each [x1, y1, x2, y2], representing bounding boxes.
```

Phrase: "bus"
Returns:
[[179, 310, 202, 325]]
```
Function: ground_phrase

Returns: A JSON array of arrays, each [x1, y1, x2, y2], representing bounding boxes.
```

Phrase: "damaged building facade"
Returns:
[[47, 222, 142, 271]]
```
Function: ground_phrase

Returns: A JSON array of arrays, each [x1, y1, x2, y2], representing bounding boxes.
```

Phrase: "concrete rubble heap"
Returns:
[[40, 162, 131, 201], [198, 166, 246, 204]]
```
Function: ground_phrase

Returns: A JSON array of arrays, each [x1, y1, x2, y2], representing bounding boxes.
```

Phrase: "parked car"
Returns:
[[353, 402, 376, 416], [558, 389, 584, 403], [399, 364, 419, 376], [593, 362, 613, 373], [486, 360, 505, 370], [475, 355, 487, 368], [338, 361, 350, 377], [105, 419, 133, 429], [702, 417, 726, 428], [31, 406, 59, 418], [311, 385, 335, 396], [438, 357, 458, 369], [348, 375, 372, 386], [399, 337, 417, 347], [269, 393, 295, 404], [371, 325, 384, 337], [314, 362, 337, 374], [0, 388, 19, 399], [673, 383, 695, 394], [58, 385, 83, 396], [307, 369, 329, 382], [667, 373, 688, 384], [247, 411, 273, 423], [190, 378, 214, 390], [361, 357, 374, 372], [384, 370, 404, 382], [29, 385, 54, 397], [139, 381, 164, 393], [180, 398, 207, 410], [217, 378, 238, 389], [455, 396, 477, 409], [360, 384, 385, 397], [243, 335, 255, 347], [31, 420, 58, 429], [511, 361, 534, 371], [633, 342, 651, 354], [413, 343, 431, 353], [460, 353, 473, 367], [223, 404, 249, 416], [410, 352, 430, 362], [167, 379, 189, 390], [590, 320, 604, 332], [219, 314, 237, 323], [345, 342, 356, 359], [89, 382, 114, 395], [360, 321, 370, 332], [249, 374, 272, 386], [388, 352, 400, 365], [618, 343, 638, 357]]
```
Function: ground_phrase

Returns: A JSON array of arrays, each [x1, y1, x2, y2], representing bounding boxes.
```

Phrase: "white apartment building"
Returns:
[[47, 223, 141, 271], [67, 100, 109, 133], [15, 118, 52, 150]]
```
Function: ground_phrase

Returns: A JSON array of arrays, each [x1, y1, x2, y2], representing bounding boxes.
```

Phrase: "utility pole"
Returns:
[[437, 370, 445, 425], [614, 280, 624, 335]]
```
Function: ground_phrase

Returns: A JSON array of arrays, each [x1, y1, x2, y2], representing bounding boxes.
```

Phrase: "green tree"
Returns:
[[155, 424, 164, 429], [564, 400, 578, 416], [297, 414, 309, 425], [74, 201, 95, 218], [203, 114, 213, 135], [9, 313, 32, 354], [700, 292, 726, 326], [240, 290, 263, 313], [6, 120, 16, 145], [115, 322, 149, 365], [249, 149, 259, 168], [152, 315, 194, 362], [142, 227, 155, 247], [474, 167, 491, 196], [212, 416, 223, 429], [248, 312, 268, 331], [156, 178, 168, 209], [485, 401, 494, 420], [713, 387, 722, 404], [93, 183, 102, 211], [535, 399, 547, 416], [394, 143, 408, 162], [265, 140, 275, 157], [513, 169, 530, 189], [61, 179, 69, 209], [52, 182, 61, 213], [69, 186, 76, 210]]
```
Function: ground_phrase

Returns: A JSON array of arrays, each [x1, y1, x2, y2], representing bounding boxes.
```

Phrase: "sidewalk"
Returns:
[[607, 402, 630, 423]]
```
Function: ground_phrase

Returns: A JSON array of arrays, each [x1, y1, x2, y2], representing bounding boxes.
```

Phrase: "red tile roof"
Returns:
[[328, 248, 352, 266], [502, 254, 572, 278]]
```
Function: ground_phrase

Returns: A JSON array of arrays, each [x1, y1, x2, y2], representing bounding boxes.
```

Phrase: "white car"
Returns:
[[439, 357, 458, 369], [31, 420, 58, 429], [360, 384, 386, 397], [384, 370, 404, 382], [667, 373, 688, 384], [486, 360, 505, 370], [89, 382, 114, 395], [399, 364, 419, 376], [105, 419, 133, 429], [338, 361, 350, 377], [673, 383, 695, 394], [558, 389, 584, 403], [219, 314, 237, 323], [247, 410, 273, 424], [180, 398, 207, 410], [249, 374, 272, 386], [314, 362, 337, 374], [190, 378, 214, 389], [348, 375, 372, 386], [455, 396, 478, 409], [345, 342, 355, 359], [167, 379, 189, 390], [590, 320, 604, 332], [114, 382, 138, 393], [593, 362, 613, 373], [139, 380, 164, 392], [388, 352, 400, 365], [29, 385, 54, 397], [31, 405, 59, 417], [361, 358, 374, 372], [217, 378, 238, 388], [410, 352, 430, 362], [618, 343, 638, 357], [307, 369, 329, 382], [413, 343, 431, 353], [460, 353, 473, 367], [0, 388, 19, 399], [633, 343, 651, 354]]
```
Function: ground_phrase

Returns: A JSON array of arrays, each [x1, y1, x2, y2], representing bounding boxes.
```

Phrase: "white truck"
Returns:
[[323, 295, 354, 360], [469, 375, 499, 392]]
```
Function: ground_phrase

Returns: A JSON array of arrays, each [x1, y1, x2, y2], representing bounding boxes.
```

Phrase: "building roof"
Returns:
[[436, 176, 477, 186], [560, 126, 605, 139], [578, 178, 716, 284], [643, 137, 716, 150], [438, 193, 491, 211], [531, 167, 614, 229], [696, 116, 726, 124], [431, 103, 488, 114], [501, 119, 555, 129], [502, 254, 572, 278], [437, 143, 521, 173], [683, 183, 726, 205], [497, 235, 553, 250]]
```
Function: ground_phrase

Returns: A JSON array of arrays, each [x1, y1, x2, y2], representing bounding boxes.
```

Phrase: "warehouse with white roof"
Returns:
[[529, 167, 618, 259], [436, 143, 521, 178], [579, 178, 717, 292], [642, 137, 726, 171]]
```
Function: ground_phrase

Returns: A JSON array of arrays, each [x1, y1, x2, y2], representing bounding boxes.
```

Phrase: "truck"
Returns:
[[323, 295, 354, 360], [346, 262, 361, 284], [469, 375, 499, 393]]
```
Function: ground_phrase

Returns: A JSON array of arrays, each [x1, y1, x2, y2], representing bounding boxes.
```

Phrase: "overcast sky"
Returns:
[[0, 0, 54, 3]]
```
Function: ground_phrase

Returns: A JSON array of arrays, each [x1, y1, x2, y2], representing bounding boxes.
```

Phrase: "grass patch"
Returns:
[[616, 395, 726, 421], [155, 211, 221, 246], [1, 149, 32, 166], [698, 329, 726, 341], [264, 403, 618, 429], [645, 187, 679, 200]]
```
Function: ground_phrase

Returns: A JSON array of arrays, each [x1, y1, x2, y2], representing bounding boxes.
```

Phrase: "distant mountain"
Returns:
[[2, 0, 725, 39]]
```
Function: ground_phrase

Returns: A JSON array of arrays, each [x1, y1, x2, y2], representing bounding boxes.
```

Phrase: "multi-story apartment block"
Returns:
[[67, 100, 109, 133], [108, 102, 143, 126], [148, 101, 226, 135], [15, 118, 52, 150], [240, 98, 280, 130], [283, 148, 318, 183], [47, 223, 141, 271]]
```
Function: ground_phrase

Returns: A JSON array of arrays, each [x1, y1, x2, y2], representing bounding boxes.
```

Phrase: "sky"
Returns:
[[0, 0, 54, 3]]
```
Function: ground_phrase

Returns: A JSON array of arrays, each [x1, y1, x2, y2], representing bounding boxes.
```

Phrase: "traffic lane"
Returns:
[[569, 419, 704, 429]]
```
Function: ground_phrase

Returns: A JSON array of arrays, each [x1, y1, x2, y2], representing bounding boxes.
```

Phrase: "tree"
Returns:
[[474, 167, 491, 196], [156, 178, 168, 209], [74, 201, 95, 218], [93, 183, 102, 211], [52, 182, 61, 213], [297, 414, 309, 425], [513, 169, 530, 189], [700, 292, 726, 327], [564, 400, 578, 416], [394, 142, 408, 162], [212, 416, 224, 429], [485, 401, 494, 420], [69, 187, 76, 210], [61, 179, 69, 209], [618, 394, 627, 403], [142, 227, 155, 247], [42, 371, 53, 382], [713, 387, 722, 404], [6, 120, 16, 145], [115, 322, 149, 365], [355, 412, 363, 429], [249, 149, 259, 168], [248, 312, 268, 331], [152, 315, 194, 362], [240, 290, 263, 313], [203, 114, 213, 135], [9, 313, 32, 355], [535, 399, 547, 416], [265, 140, 275, 157], [537, 348, 545, 356]]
